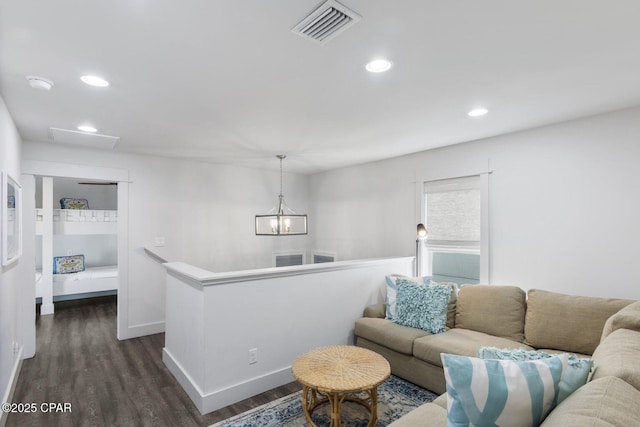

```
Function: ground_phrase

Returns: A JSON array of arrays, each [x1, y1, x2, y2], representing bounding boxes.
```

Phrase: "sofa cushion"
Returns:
[[540, 376, 640, 427], [413, 328, 531, 367], [432, 393, 448, 409], [524, 289, 632, 355], [387, 402, 447, 427], [394, 281, 451, 333], [363, 303, 386, 318], [431, 281, 458, 330], [600, 300, 640, 341], [354, 317, 430, 355], [591, 328, 640, 391], [454, 285, 526, 342], [442, 353, 567, 427]]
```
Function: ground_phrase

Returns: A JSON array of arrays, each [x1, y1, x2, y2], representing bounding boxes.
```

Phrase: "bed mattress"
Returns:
[[52, 265, 118, 282], [36, 265, 118, 299]]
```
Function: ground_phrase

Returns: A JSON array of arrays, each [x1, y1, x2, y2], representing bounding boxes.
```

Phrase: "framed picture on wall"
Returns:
[[2, 171, 22, 266]]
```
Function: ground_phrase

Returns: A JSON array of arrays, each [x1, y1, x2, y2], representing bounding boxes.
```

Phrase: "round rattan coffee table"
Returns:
[[291, 345, 391, 427]]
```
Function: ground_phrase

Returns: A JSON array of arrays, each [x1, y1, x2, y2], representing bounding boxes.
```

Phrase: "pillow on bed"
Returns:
[[53, 255, 85, 274], [60, 198, 90, 209]]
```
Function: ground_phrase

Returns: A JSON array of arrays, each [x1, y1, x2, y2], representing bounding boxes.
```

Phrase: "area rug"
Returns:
[[210, 375, 437, 427]]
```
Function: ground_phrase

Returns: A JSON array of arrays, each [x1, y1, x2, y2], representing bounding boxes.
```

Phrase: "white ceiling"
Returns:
[[2, 1, 640, 174]]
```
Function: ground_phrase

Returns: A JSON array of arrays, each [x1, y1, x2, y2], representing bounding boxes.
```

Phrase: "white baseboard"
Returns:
[[200, 366, 294, 415], [162, 348, 205, 410], [119, 321, 165, 340], [1, 345, 24, 427], [40, 303, 55, 315], [162, 347, 294, 415]]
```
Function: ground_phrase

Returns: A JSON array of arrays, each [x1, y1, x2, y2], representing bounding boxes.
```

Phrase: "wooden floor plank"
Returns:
[[7, 296, 301, 427]]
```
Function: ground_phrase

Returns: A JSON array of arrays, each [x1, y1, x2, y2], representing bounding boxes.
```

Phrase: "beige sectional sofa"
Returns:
[[354, 285, 640, 426]]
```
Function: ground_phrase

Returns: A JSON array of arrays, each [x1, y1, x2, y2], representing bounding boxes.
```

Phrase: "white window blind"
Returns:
[[424, 176, 480, 244]]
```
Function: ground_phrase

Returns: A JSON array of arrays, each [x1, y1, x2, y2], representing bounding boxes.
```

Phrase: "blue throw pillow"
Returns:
[[393, 279, 450, 333], [384, 274, 430, 320], [477, 347, 592, 404], [442, 353, 568, 427]]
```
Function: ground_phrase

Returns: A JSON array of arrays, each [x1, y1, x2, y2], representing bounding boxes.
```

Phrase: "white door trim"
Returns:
[[21, 160, 131, 341]]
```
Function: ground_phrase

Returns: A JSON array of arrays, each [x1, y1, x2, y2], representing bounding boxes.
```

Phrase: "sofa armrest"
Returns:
[[363, 303, 386, 318], [432, 393, 448, 409], [600, 301, 640, 342]]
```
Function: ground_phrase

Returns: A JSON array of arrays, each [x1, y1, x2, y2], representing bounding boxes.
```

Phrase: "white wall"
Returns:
[[310, 107, 640, 300], [33, 176, 118, 269], [35, 235, 117, 269], [22, 142, 311, 336], [0, 96, 23, 416], [163, 257, 413, 414], [35, 176, 117, 210], [16, 105, 640, 348]]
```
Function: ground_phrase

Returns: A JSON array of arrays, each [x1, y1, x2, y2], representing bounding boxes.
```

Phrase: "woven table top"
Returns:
[[292, 345, 391, 393]]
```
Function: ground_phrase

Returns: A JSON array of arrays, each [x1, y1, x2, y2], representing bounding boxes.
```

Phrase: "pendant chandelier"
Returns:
[[255, 155, 308, 236]]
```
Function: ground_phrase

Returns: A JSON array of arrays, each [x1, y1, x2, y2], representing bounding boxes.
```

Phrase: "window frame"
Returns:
[[273, 252, 306, 267], [416, 171, 490, 283], [311, 251, 337, 264]]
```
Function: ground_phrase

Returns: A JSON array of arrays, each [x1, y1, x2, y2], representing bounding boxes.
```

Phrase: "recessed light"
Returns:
[[468, 108, 489, 117], [80, 75, 109, 87], [365, 59, 393, 73], [77, 125, 98, 133], [26, 75, 54, 91]]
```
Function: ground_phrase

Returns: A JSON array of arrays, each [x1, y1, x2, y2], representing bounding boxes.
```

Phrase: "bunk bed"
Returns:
[[36, 207, 118, 302]]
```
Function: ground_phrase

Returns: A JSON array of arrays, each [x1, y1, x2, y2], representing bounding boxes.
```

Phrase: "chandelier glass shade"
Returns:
[[255, 155, 308, 236]]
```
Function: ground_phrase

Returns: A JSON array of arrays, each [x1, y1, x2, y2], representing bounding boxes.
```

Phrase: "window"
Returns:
[[425, 176, 480, 245], [420, 175, 486, 284], [274, 253, 305, 267], [312, 251, 336, 263]]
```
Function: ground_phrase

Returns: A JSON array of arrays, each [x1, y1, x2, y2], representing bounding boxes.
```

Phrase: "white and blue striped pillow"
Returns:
[[441, 353, 568, 427], [476, 347, 592, 404]]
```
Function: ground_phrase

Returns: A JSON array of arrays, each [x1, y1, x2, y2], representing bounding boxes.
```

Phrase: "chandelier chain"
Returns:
[[279, 155, 283, 197]]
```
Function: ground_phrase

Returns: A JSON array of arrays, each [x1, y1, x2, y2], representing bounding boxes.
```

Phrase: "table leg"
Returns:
[[301, 386, 319, 427], [301, 386, 379, 427], [329, 392, 345, 427], [367, 386, 378, 427]]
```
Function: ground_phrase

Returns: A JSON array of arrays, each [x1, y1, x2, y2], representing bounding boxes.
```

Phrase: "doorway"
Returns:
[[35, 176, 119, 313], [20, 160, 130, 358]]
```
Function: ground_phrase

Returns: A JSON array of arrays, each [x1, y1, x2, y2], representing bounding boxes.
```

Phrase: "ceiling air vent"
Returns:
[[292, 0, 361, 44]]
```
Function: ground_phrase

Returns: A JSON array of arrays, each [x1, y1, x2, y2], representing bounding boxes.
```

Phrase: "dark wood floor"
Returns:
[[8, 296, 301, 427]]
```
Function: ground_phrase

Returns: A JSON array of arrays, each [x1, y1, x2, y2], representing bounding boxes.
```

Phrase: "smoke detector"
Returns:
[[292, 0, 361, 44], [26, 75, 54, 91]]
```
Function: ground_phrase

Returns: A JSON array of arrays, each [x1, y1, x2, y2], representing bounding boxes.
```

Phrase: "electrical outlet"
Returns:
[[248, 348, 258, 365], [12, 341, 19, 355], [154, 237, 166, 247], [66, 249, 73, 255]]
